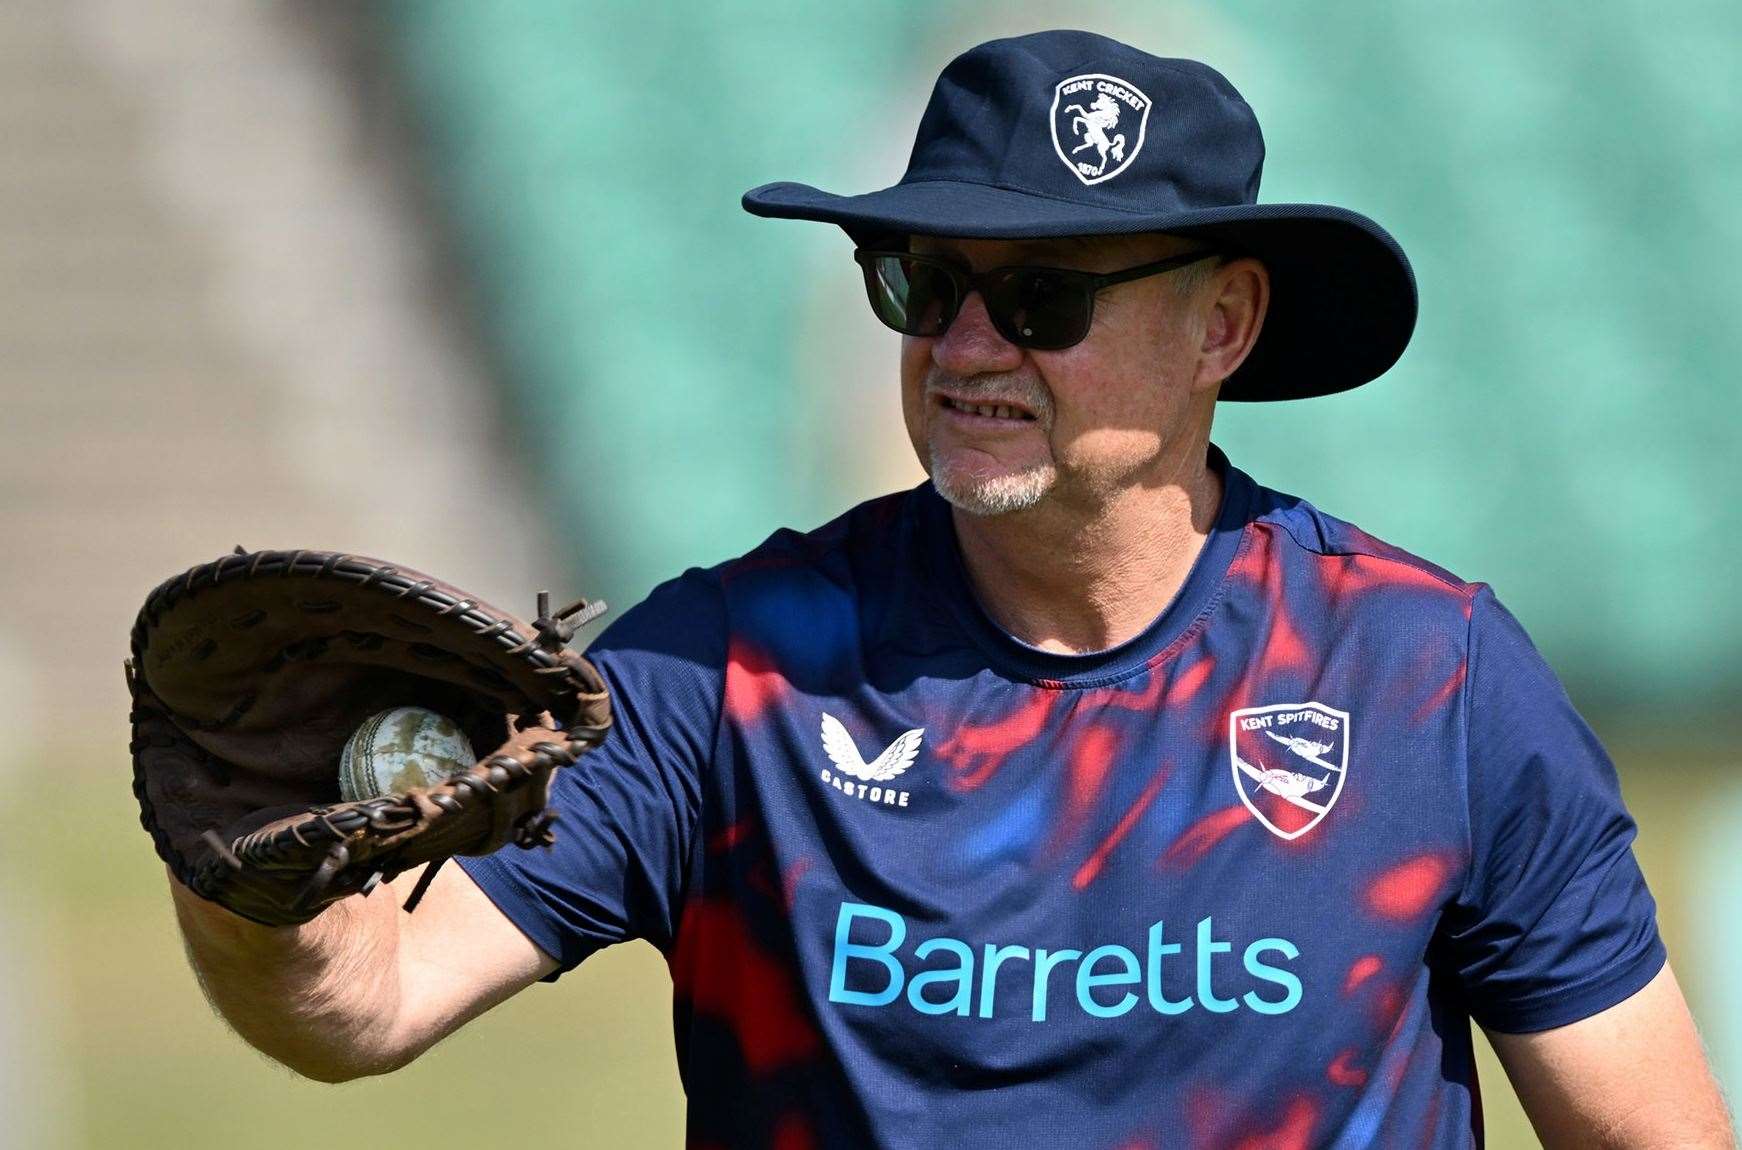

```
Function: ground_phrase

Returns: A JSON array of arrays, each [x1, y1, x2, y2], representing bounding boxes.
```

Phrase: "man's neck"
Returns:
[[950, 446, 1225, 656]]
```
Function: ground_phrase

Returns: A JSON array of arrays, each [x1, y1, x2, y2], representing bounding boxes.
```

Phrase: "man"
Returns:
[[169, 30, 1733, 1148]]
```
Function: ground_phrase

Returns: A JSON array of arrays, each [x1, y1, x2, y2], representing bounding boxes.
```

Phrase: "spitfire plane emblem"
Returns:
[[1228, 702, 1350, 840]]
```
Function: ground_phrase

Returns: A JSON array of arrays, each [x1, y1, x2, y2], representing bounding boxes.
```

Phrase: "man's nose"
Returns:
[[932, 290, 1024, 376]]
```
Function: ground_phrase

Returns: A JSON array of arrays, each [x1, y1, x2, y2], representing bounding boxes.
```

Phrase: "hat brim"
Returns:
[[743, 179, 1416, 402]]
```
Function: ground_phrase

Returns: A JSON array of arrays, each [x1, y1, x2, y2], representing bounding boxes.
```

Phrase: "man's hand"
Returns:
[[129, 548, 610, 929], [1488, 962, 1735, 1148]]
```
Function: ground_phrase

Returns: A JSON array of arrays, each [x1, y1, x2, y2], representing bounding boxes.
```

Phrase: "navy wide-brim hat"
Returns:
[[743, 29, 1416, 402]]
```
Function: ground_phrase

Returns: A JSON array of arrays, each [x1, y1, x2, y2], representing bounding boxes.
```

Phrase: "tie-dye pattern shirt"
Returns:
[[459, 444, 1664, 1149]]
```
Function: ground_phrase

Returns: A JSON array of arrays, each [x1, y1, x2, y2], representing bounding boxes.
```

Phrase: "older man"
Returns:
[[170, 30, 1732, 1148]]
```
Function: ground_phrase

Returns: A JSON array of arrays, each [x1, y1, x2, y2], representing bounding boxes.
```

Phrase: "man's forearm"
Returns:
[[1491, 964, 1736, 1149], [169, 872, 406, 1082]]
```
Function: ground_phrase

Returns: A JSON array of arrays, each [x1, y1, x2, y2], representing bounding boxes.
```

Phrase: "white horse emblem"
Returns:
[[1050, 73, 1152, 186], [1065, 94, 1127, 176]]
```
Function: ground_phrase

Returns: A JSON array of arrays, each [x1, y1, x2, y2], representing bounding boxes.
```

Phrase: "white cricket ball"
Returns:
[[338, 706, 478, 802]]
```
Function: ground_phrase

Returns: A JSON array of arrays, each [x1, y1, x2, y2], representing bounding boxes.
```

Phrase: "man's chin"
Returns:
[[931, 463, 1057, 517]]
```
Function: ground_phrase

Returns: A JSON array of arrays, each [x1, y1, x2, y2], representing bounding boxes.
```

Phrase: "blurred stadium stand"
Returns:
[[380, 0, 944, 604], [0, 0, 560, 732]]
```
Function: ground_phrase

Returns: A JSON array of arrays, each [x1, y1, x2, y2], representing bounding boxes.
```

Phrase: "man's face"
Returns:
[[898, 231, 1220, 517]]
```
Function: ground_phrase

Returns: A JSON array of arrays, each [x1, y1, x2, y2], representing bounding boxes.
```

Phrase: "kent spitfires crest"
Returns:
[[1229, 702, 1349, 840], [1050, 73, 1151, 185]]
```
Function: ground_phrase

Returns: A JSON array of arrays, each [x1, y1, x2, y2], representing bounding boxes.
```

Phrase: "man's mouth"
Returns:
[[935, 394, 1038, 422]]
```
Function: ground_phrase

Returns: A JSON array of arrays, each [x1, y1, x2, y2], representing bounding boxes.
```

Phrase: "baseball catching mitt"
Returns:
[[126, 548, 612, 927]]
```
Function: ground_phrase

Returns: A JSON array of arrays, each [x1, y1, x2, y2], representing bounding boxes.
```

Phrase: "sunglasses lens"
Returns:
[[858, 255, 1096, 348], [863, 255, 957, 336], [986, 268, 1091, 349]]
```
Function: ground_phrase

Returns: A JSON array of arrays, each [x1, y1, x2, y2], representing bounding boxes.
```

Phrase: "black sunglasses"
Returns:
[[852, 247, 1220, 350]]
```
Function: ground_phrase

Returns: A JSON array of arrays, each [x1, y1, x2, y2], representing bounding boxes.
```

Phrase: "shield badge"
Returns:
[[1229, 702, 1350, 840], [1050, 73, 1152, 186]]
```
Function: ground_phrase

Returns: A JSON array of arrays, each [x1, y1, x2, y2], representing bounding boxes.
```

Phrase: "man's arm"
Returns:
[[1488, 962, 1735, 1148], [170, 859, 556, 1082]]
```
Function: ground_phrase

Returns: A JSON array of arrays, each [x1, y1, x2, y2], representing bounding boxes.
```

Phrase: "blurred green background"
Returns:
[[3, 1, 1737, 1146]]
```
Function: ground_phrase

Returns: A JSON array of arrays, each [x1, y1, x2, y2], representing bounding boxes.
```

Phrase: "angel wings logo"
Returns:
[[1229, 702, 1350, 840], [818, 713, 923, 808]]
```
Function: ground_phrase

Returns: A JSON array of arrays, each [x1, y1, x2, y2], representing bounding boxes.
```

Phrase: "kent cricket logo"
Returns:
[[1229, 702, 1350, 840], [817, 713, 922, 808], [1050, 73, 1151, 185]]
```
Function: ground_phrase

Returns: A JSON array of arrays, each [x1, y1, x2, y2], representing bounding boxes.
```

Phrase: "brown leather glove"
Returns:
[[127, 549, 612, 927]]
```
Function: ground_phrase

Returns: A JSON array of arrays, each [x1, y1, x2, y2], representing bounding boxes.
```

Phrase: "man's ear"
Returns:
[[1193, 257, 1270, 392]]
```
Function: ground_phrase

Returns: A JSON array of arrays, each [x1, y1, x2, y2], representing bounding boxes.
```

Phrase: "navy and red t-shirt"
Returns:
[[459, 444, 1664, 1148]]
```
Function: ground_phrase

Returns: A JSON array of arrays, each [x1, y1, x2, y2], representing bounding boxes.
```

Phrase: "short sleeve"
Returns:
[[457, 567, 724, 979], [1437, 585, 1666, 1033]]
